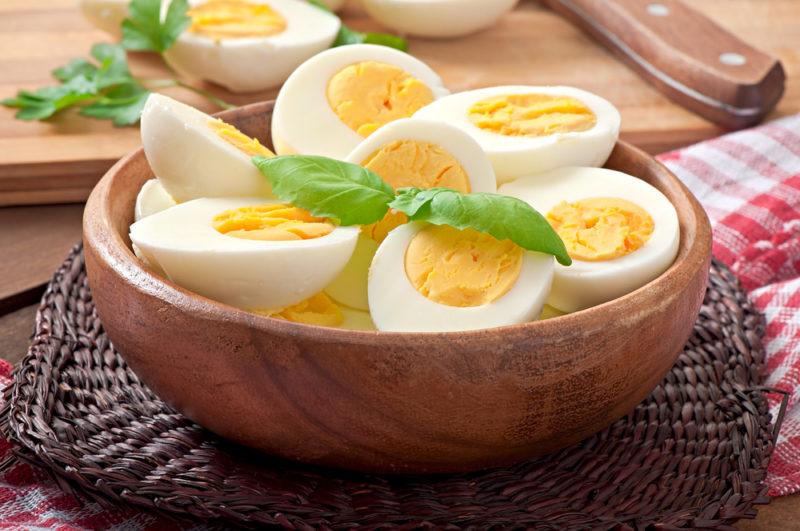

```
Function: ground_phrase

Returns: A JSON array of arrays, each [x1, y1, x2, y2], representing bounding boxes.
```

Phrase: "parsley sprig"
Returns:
[[252, 155, 572, 265], [2, 0, 232, 126]]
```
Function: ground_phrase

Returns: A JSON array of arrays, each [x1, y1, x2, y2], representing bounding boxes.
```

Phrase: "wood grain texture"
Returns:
[[1, 0, 799, 206], [0, 204, 83, 315], [543, 0, 786, 128], [82, 102, 712, 473]]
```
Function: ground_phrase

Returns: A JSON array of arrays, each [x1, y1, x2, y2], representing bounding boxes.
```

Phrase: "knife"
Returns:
[[541, 0, 786, 129]]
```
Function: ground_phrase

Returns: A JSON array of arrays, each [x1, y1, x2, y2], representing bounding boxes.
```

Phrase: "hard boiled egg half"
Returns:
[[415, 86, 620, 185], [272, 44, 449, 160], [163, 0, 341, 93], [325, 118, 497, 311], [500, 167, 680, 313], [130, 198, 359, 311], [141, 94, 275, 202], [80, 0, 128, 37], [368, 223, 554, 332], [362, 0, 519, 39]]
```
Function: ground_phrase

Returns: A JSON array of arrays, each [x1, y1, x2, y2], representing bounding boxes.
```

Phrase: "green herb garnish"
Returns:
[[252, 155, 571, 265], [2, 0, 233, 126], [390, 188, 571, 265], [2, 43, 149, 125], [253, 155, 395, 226], [122, 0, 191, 53], [308, 0, 408, 52]]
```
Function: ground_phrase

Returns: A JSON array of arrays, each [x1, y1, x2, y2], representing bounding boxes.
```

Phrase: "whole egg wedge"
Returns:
[[130, 198, 359, 311], [140, 93, 275, 202], [361, 0, 519, 39], [80, 0, 128, 36], [163, 0, 341, 93], [499, 167, 680, 313], [325, 118, 497, 311], [271, 44, 449, 160], [415, 86, 620, 185], [368, 223, 554, 332]]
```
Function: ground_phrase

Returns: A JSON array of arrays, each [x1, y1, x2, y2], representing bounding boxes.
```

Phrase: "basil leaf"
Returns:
[[252, 155, 395, 226], [390, 188, 573, 266], [362, 33, 409, 52], [122, 0, 190, 53]]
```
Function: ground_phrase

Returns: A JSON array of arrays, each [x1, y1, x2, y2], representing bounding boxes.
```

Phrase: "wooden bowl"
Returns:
[[83, 101, 712, 474]]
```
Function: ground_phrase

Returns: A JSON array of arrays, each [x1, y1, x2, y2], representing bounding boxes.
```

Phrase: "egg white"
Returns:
[[368, 222, 554, 332], [415, 85, 621, 185], [271, 44, 449, 160], [140, 94, 273, 203], [499, 167, 680, 313], [164, 0, 340, 93], [362, 0, 519, 38], [80, 0, 128, 36], [325, 118, 498, 311], [130, 197, 359, 310], [135, 179, 177, 221]]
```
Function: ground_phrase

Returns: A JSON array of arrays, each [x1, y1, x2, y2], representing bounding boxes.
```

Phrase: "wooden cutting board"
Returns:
[[1, 0, 798, 206]]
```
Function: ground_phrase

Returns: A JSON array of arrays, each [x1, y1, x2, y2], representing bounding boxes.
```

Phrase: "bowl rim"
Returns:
[[83, 101, 712, 347]]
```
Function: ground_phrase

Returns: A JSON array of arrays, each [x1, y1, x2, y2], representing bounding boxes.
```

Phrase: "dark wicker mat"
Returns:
[[0, 244, 788, 529]]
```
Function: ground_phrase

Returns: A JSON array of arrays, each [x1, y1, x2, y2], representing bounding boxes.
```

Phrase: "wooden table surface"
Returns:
[[0, 0, 798, 526]]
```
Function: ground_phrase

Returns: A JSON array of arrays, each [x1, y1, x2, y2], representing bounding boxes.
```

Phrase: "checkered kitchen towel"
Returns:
[[0, 114, 798, 528]]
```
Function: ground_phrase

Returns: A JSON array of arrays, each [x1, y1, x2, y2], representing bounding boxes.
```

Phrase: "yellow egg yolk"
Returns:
[[404, 225, 523, 307], [213, 204, 333, 241], [362, 140, 471, 243], [252, 292, 344, 327], [327, 61, 434, 137], [208, 119, 276, 157], [546, 197, 654, 261], [188, 0, 286, 40], [468, 94, 597, 137]]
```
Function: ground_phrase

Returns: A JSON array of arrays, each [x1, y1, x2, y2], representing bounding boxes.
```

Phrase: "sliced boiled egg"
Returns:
[[80, 0, 128, 36], [140, 94, 274, 202], [130, 198, 359, 310], [135, 179, 177, 221], [499, 167, 680, 313], [415, 86, 620, 185], [163, 0, 340, 93], [368, 223, 554, 332], [325, 118, 497, 310], [272, 44, 449, 159], [362, 0, 519, 39]]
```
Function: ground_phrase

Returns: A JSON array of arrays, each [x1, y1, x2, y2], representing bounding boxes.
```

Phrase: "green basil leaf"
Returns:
[[122, 0, 190, 53], [2, 75, 99, 121], [252, 155, 394, 226], [390, 188, 573, 266], [91, 43, 134, 88]]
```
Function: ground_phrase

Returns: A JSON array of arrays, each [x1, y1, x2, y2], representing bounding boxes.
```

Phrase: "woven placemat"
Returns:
[[0, 244, 787, 529]]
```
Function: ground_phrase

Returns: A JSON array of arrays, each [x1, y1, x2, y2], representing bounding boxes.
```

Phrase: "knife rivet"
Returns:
[[719, 52, 747, 66], [646, 3, 670, 16]]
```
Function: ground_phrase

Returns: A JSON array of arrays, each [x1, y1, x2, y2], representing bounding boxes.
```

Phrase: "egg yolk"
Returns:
[[404, 225, 523, 307], [208, 119, 276, 158], [468, 94, 597, 137], [327, 61, 434, 137], [213, 204, 333, 241], [252, 292, 344, 327], [362, 140, 471, 243], [188, 0, 286, 40], [546, 197, 654, 261]]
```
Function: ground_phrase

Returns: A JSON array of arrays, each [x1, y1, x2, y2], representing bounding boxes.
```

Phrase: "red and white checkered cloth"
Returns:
[[659, 114, 800, 497], [0, 114, 798, 527]]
